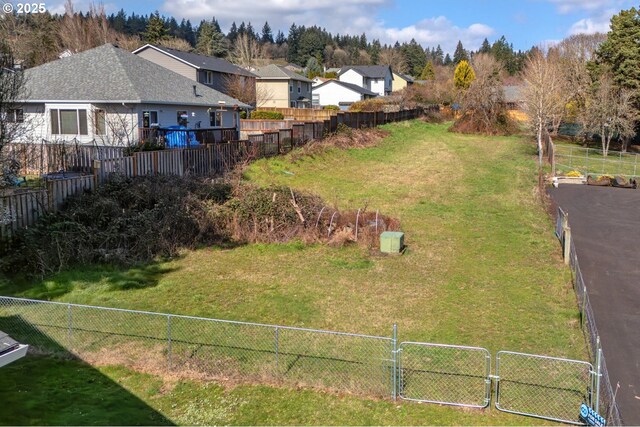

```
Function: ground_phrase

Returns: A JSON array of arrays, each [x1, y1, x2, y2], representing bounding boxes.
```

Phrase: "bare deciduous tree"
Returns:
[[230, 34, 264, 68], [582, 71, 636, 156], [522, 48, 567, 165], [222, 74, 257, 106], [379, 47, 407, 74]]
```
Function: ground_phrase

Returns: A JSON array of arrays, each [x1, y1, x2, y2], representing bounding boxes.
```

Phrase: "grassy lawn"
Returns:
[[1, 355, 551, 426], [1, 120, 586, 425]]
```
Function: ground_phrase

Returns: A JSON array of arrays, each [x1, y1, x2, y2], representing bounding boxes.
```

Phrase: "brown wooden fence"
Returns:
[[4, 141, 126, 175], [3, 107, 425, 239], [1, 176, 97, 240], [257, 108, 337, 121]]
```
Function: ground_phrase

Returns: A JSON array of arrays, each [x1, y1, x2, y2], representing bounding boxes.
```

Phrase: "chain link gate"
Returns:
[[397, 342, 491, 408], [495, 351, 595, 425]]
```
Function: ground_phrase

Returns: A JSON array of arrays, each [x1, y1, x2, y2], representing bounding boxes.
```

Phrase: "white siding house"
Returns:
[[312, 80, 377, 110], [338, 66, 393, 97], [18, 44, 248, 145]]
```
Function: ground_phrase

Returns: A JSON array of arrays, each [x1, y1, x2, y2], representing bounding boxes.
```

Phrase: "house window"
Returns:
[[290, 101, 296, 108], [50, 109, 88, 135], [6, 109, 24, 123], [94, 109, 106, 135], [177, 110, 188, 127], [209, 110, 223, 127], [289, 84, 293, 93], [297, 81, 301, 93], [142, 111, 158, 128], [203, 71, 214, 85]]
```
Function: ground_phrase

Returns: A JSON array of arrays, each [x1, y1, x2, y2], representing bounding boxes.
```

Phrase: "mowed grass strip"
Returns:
[[6, 121, 583, 357]]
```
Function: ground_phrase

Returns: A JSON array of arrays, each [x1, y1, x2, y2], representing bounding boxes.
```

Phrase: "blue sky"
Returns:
[[46, 0, 634, 53]]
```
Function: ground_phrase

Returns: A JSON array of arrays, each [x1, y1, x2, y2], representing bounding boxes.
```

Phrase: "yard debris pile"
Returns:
[[290, 125, 389, 162], [1, 175, 399, 275]]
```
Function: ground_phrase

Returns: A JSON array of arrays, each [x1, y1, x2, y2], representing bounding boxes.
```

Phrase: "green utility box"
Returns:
[[380, 231, 404, 254]]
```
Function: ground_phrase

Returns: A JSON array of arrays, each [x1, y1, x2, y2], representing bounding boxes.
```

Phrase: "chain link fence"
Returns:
[[0, 294, 600, 424], [557, 207, 623, 426], [495, 351, 593, 424], [398, 342, 490, 408]]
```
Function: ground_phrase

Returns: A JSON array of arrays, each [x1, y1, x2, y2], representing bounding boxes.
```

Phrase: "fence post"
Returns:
[[392, 323, 398, 401], [275, 326, 279, 373], [67, 303, 73, 344], [595, 336, 602, 413], [563, 214, 571, 265], [167, 315, 172, 370]]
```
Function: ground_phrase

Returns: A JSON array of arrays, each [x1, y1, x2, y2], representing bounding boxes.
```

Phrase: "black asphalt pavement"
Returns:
[[549, 185, 640, 425]]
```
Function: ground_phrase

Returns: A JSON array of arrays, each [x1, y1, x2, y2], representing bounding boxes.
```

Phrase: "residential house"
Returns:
[[312, 80, 377, 110], [18, 44, 249, 145], [392, 72, 414, 92], [132, 44, 257, 104], [338, 65, 393, 97], [253, 64, 314, 108], [312, 76, 331, 87]]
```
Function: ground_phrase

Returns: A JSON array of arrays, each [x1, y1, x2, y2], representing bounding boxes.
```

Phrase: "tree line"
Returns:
[[0, 0, 530, 78]]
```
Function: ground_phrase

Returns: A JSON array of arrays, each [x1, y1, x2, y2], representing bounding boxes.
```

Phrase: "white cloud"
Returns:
[[160, 0, 493, 53], [547, 0, 628, 15], [568, 8, 616, 35], [47, 1, 119, 15]]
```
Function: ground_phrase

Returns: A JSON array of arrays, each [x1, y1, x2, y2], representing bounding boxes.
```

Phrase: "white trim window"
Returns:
[[50, 109, 88, 135], [203, 70, 214, 85], [142, 111, 158, 128], [6, 109, 24, 123]]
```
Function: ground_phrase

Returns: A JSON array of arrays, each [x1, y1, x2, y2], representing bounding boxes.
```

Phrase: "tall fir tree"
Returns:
[[419, 60, 436, 81], [454, 60, 475, 90], [144, 11, 167, 44], [444, 53, 452, 66], [261, 22, 274, 44], [453, 40, 468, 64], [275, 30, 286, 45], [434, 45, 444, 65], [228, 22, 238, 43], [480, 38, 491, 54]]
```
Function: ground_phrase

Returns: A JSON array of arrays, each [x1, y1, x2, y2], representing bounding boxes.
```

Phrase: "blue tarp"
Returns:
[[162, 126, 200, 148]]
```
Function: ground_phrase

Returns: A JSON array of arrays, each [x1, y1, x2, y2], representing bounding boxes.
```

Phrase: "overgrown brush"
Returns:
[[290, 125, 389, 162], [1, 175, 399, 276]]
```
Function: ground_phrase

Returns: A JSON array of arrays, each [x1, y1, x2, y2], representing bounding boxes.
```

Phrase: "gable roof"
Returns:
[[314, 79, 378, 96], [393, 71, 414, 83], [253, 64, 313, 82], [23, 44, 249, 107], [132, 44, 257, 78], [339, 65, 393, 79]]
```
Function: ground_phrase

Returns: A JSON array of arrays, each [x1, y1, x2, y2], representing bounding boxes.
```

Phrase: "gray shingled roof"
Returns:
[[253, 64, 313, 82], [133, 44, 257, 78], [314, 80, 378, 96], [393, 72, 414, 83], [23, 44, 249, 107], [339, 65, 393, 79]]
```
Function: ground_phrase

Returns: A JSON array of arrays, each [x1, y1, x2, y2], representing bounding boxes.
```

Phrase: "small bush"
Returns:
[[348, 98, 387, 113], [323, 105, 340, 111], [250, 110, 285, 120]]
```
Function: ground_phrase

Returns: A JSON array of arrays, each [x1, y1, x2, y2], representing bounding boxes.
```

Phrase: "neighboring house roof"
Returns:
[[503, 85, 524, 103], [284, 63, 303, 71], [393, 72, 414, 83], [132, 44, 257, 78], [339, 65, 394, 79], [325, 67, 341, 74], [314, 80, 378, 97], [23, 44, 249, 108], [253, 64, 313, 82]]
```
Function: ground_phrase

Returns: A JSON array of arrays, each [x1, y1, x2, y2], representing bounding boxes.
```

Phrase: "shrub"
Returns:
[[348, 98, 387, 113], [250, 110, 284, 120], [323, 105, 340, 111]]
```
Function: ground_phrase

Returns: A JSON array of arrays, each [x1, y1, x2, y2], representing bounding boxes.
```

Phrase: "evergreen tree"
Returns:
[[196, 20, 228, 57], [228, 22, 238, 43], [167, 17, 179, 38], [306, 56, 322, 78], [111, 9, 127, 33], [370, 39, 381, 64], [454, 60, 475, 90], [246, 22, 256, 40], [434, 45, 444, 65], [211, 17, 221, 33], [144, 11, 167, 44], [596, 6, 640, 96], [275, 30, 285, 45], [261, 21, 274, 44], [287, 23, 301, 64], [480, 38, 491, 54], [419, 60, 435, 81], [444, 53, 452, 66], [453, 40, 468, 64], [401, 38, 427, 76], [238, 21, 246, 36]]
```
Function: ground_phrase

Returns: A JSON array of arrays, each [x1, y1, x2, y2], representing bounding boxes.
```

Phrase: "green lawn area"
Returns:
[[0, 120, 585, 425]]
